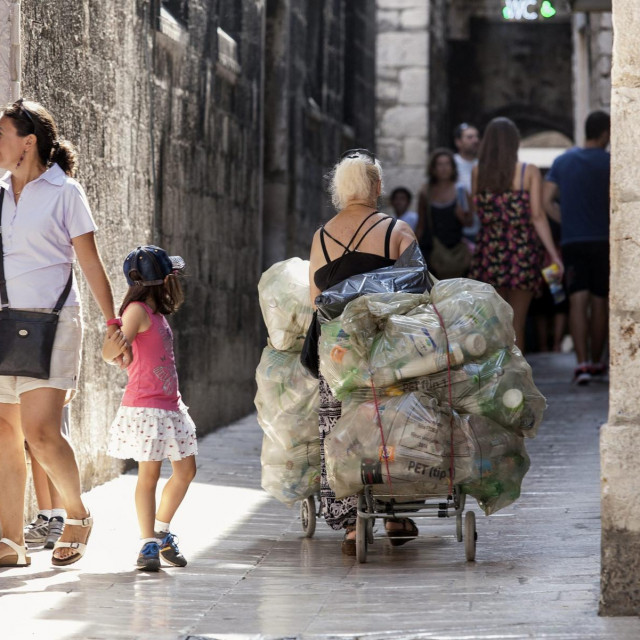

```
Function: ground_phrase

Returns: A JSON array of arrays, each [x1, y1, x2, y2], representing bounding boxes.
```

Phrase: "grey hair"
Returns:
[[328, 153, 383, 210]]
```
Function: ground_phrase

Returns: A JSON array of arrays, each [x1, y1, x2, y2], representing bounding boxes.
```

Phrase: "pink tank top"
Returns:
[[121, 302, 181, 411]]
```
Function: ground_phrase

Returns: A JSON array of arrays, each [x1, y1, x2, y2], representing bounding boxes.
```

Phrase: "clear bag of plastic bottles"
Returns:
[[318, 278, 520, 401], [459, 416, 531, 515], [381, 348, 546, 438], [324, 391, 529, 514], [258, 257, 314, 352], [260, 435, 321, 506], [323, 392, 476, 499], [254, 345, 320, 450]]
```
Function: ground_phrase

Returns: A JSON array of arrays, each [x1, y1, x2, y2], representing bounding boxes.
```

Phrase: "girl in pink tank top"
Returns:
[[102, 245, 197, 572]]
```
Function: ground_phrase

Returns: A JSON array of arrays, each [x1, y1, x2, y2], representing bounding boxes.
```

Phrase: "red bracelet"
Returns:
[[106, 318, 123, 327]]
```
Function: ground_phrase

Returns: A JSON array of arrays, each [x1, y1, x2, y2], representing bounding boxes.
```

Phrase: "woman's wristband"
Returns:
[[106, 317, 123, 327]]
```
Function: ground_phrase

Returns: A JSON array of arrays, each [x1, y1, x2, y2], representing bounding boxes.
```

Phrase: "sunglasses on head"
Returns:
[[340, 148, 376, 162], [14, 98, 36, 132]]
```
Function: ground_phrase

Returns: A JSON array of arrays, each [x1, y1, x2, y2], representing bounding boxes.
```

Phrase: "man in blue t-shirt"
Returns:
[[543, 111, 610, 385]]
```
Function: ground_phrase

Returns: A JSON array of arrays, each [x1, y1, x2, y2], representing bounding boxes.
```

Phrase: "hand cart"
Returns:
[[355, 484, 477, 563]]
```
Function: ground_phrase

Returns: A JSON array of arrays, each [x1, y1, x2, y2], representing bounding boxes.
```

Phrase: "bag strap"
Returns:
[[0, 187, 73, 313], [0, 188, 9, 309]]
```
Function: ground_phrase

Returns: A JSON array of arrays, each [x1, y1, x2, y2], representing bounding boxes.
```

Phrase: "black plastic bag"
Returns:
[[315, 241, 432, 324], [300, 242, 432, 377]]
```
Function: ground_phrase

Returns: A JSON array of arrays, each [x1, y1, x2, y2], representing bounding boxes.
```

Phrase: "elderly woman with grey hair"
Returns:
[[307, 148, 417, 555]]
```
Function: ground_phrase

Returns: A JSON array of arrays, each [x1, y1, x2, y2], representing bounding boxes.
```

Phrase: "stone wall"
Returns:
[[263, 0, 377, 266], [600, 0, 640, 617], [375, 0, 429, 210], [18, 0, 265, 493], [573, 10, 612, 145]]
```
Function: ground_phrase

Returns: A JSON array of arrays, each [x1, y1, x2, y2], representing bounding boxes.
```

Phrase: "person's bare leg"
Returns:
[[155, 456, 196, 527], [136, 462, 162, 539], [503, 289, 534, 350], [553, 312, 568, 353], [590, 294, 609, 365], [0, 403, 27, 559], [30, 454, 53, 511], [48, 478, 64, 509], [535, 313, 550, 352], [20, 388, 89, 561], [569, 290, 590, 364]]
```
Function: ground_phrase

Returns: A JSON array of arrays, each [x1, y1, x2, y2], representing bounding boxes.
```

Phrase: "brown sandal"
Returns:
[[386, 518, 419, 547], [341, 528, 357, 556]]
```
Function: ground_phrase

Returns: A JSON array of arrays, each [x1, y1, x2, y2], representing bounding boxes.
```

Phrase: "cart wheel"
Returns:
[[300, 495, 316, 538], [456, 513, 463, 542], [366, 517, 375, 545], [464, 511, 476, 561], [356, 515, 368, 563]]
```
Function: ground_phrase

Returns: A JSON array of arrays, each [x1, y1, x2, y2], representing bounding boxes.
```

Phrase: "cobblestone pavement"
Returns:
[[2, 353, 640, 640]]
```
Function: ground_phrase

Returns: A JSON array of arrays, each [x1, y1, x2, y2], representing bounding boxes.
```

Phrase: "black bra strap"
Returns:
[[352, 216, 388, 252], [345, 211, 380, 254], [320, 211, 381, 259], [384, 217, 397, 258], [319, 228, 332, 263]]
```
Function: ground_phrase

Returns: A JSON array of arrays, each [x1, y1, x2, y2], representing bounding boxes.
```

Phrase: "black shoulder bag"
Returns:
[[0, 188, 73, 378]]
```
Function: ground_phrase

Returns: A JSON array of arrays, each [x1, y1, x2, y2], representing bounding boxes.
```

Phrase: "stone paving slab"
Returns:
[[2, 353, 640, 640]]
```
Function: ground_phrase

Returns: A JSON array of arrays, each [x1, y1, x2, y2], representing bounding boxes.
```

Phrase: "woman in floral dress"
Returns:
[[468, 117, 563, 349]]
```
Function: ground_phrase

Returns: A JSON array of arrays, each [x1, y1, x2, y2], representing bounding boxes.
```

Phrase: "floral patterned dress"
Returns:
[[468, 171, 544, 295]]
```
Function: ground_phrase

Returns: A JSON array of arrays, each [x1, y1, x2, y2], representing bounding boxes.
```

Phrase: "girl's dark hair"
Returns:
[[3, 99, 77, 177], [427, 148, 458, 184], [477, 117, 520, 193], [118, 272, 185, 316]]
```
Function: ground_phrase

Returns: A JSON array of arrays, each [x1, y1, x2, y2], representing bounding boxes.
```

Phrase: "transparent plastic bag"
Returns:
[[324, 391, 530, 514], [318, 293, 429, 399], [319, 278, 518, 398], [324, 392, 477, 499], [460, 415, 530, 515], [386, 348, 546, 438], [260, 435, 321, 506], [254, 345, 319, 449], [258, 258, 314, 352]]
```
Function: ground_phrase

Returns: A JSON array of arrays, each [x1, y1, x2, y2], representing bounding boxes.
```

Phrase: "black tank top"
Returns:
[[314, 212, 397, 292]]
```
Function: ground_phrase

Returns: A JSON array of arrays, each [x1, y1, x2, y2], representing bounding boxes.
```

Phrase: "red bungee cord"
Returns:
[[369, 371, 393, 494]]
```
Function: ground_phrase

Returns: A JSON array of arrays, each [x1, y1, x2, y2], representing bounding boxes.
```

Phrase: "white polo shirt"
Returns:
[[0, 163, 97, 308]]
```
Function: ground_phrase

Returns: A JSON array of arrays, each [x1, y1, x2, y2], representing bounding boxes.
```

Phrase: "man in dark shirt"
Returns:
[[543, 111, 610, 385]]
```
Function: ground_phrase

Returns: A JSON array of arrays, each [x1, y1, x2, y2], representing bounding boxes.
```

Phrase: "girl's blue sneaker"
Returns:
[[137, 541, 160, 571], [156, 532, 187, 567]]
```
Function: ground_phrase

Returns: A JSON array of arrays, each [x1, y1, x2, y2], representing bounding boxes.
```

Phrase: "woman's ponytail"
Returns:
[[49, 138, 77, 177]]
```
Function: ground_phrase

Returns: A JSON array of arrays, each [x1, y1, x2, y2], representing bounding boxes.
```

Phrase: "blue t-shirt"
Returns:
[[545, 147, 610, 245]]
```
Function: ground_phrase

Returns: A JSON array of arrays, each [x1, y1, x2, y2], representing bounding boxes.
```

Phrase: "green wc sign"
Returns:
[[502, 0, 557, 20]]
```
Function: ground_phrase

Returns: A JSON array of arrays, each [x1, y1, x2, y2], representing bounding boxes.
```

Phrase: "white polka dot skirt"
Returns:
[[107, 402, 198, 462]]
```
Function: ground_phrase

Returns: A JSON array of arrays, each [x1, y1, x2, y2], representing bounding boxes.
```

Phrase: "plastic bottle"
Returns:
[[376, 343, 464, 385], [542, 263, 566, 305]]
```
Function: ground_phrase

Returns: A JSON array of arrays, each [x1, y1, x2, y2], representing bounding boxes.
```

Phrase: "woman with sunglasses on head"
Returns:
[[308, 148, 417, 555], [0, 100, 123, 567]]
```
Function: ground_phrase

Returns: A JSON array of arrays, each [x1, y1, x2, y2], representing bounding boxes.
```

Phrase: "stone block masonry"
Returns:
[[376, 0, 429, 210], [600, 0, 640, 616]]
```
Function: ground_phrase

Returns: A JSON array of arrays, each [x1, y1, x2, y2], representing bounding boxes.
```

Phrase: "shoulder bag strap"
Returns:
[[0, 188, 8, 309]]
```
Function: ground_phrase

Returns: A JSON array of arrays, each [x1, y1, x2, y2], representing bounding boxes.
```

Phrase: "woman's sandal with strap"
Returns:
[[52, 514, 93, 567], [0, 538, 31, 567], [386, 517, 419, 547]]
